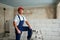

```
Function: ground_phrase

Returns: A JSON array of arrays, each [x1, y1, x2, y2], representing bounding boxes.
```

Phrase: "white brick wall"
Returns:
[[9, 19, 60, 40], [29, 19, 60, 40]]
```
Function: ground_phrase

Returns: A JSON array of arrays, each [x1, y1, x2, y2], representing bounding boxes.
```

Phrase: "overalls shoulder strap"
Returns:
[[17, 14, 24, 20], [17, 14, 20, 20]]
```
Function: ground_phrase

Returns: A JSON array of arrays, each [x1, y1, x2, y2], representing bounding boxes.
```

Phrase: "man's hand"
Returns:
[[25, 21, 32, 29], [17, 29, 21, 34], [29, 26, 32, 29], [13, 21, 21, 34]]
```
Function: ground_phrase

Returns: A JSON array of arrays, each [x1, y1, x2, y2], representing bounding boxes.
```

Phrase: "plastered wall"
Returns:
[[0, 3, 14, 34], [57, 2, 60, 19]]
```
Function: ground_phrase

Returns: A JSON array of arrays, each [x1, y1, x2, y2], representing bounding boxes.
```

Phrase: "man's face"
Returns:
[[18, 9, 24, 14]]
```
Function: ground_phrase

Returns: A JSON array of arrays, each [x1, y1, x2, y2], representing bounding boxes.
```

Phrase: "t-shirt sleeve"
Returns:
[[13, 15, 18, 23]]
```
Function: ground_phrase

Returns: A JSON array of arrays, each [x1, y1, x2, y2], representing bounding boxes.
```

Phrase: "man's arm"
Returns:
[[25, 21, 32, 29], [13, 21, 21, 34]]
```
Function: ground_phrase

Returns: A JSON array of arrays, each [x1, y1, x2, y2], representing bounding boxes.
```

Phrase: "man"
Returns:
[[13, 7, 32, 40]]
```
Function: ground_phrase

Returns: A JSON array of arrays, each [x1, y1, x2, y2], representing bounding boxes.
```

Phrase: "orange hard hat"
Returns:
[[18, 6, 24, 11]]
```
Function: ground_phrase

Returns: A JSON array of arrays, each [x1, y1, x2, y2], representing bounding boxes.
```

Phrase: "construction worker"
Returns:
[[13, 7, 32, 40]]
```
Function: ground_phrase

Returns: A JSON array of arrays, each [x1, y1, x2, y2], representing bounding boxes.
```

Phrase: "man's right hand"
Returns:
[[17, 29, 21, 34], [13, 21, 21, 34]]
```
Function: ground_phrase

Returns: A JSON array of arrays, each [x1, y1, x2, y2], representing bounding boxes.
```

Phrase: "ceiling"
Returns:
[[0, 0, 59, 7]]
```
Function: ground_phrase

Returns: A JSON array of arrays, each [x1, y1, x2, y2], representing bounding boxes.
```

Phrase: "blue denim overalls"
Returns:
[[15, 15, 32, 40]]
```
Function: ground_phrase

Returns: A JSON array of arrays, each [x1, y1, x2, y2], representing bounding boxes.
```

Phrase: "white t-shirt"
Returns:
[[13, 14, 27, 26]]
